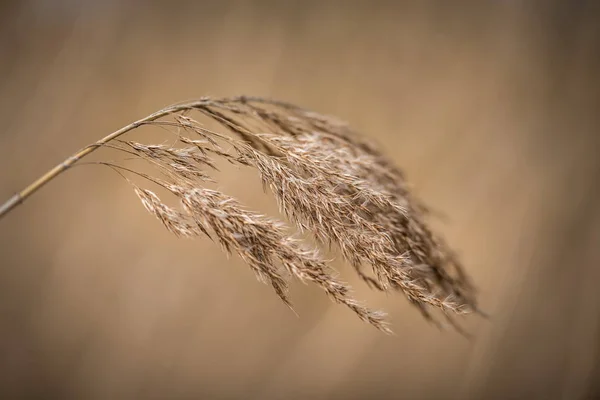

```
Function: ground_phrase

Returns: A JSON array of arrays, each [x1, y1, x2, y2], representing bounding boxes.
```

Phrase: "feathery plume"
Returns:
[[0, 96, 480, 333]]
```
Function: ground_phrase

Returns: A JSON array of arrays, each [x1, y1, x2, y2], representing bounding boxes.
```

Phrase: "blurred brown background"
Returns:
[[1, 0, 599, 399]]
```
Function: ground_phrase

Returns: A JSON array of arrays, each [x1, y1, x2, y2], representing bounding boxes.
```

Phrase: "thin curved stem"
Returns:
[[0, 99, 217, 220]]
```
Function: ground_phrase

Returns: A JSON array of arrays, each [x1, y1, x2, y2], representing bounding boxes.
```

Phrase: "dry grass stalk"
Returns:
[[0, 96, 480, 333]]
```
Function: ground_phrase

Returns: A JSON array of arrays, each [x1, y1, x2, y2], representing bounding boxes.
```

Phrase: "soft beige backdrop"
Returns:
[[1, 1, 599, 399]]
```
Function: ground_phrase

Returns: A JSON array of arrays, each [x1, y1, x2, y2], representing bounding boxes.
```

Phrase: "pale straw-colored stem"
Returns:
[[0, 100, 213, 220]]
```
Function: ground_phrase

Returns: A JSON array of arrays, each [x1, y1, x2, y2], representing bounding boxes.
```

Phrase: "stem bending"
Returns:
[[0, 100, 215, 220]]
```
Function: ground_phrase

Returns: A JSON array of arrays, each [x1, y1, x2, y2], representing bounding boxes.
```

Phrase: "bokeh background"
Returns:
[[1, 1, 599, 399]]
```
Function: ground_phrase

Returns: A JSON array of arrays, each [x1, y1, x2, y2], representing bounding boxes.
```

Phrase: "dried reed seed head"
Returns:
[[115, 96, 478, 333]]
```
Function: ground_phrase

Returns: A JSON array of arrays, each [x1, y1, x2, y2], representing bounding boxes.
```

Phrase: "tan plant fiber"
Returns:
[[0, 96, 481, 334]]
